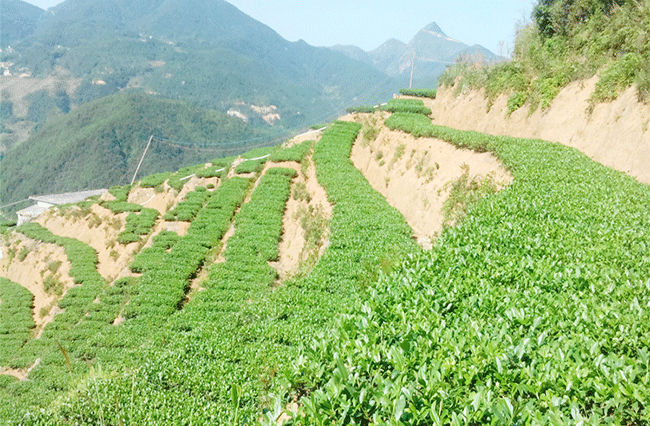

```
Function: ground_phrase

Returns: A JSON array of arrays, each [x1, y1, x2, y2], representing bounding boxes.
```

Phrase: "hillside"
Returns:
[[0, 92, 269, 214], [2, 0, 650, 423], [1, 97, 650, 423], [0, 0, 44, 46], [428, 75, 650, 185], [439, 0, 650, 113]]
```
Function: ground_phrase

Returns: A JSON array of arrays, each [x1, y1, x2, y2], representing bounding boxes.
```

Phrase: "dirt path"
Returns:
[[350, 113, 511, 247], [428, 77, 650, 185], [0, 358, 41, 381]]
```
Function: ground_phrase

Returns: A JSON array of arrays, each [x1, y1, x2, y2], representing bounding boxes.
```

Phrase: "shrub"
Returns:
[[399, 88, 437, 98]]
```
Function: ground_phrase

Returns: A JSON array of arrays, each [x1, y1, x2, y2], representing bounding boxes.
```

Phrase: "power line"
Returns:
[[0, 199, 30, 209]]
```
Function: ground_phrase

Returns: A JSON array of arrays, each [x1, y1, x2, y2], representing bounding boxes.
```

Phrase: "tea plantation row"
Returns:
[[278, 111, 650, 424]]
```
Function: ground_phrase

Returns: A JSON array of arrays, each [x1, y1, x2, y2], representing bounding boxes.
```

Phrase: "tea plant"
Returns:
[[399, 88, 437, 98], [117, 208, 159, 244], [163, 186, 210, 222], [0, 278, 34, 365], [381, 98, 431, 115], [269, 140, 314, 163], [279, 107, 650, 425], [129, 230, 180, 274], [167, 164, 207, 191], [139, 172, 171, 188]]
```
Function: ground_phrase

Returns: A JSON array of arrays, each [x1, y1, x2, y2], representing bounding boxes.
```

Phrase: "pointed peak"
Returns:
[[421, 22, 446, 37]]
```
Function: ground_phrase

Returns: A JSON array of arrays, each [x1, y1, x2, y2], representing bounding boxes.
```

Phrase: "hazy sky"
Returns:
[[24, 0, 535, 55]]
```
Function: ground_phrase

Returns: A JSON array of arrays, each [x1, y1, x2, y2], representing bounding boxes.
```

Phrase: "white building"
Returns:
[[16, 189, 107, 226]]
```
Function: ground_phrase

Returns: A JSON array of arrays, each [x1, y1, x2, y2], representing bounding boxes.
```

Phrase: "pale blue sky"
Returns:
[[24, 0, 535, 54]]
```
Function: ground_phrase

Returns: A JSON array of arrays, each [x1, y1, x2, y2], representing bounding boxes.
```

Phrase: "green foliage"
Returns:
[[234, 156, 269, 174], [0, 219, 16, 233], [381, 98, 432, 115], [0, 92, 267, 215], [10, 222, 106, 384], [0, 278, 35, 365], [139, 172, 172, 188], [17, 246, 29, 262], [533, 0, 629, 38], [592, 53, 644, 103], [439, 0, 650, 110], [0, 121, 420, 423], [386, 113, 490, 152], [107, 184, 132, 202], [346, 105, 378, 114], [507, 90, 527, 114], [0, 100, 13, 120], [441, 164, 498, 227], [5, 0, 395, 142], [124, 176, 250, 319], [25, 89, 56, 124], [167, 164, 207, 191], [195, 165, 226, 179], [54, 90, 71, 114], [101, 201, 141, 214], [362, 120, 380, 144], [163, 186, 210, 222], [399, 88, 437, 98], [309, 121, 417, 287], [117, 208, 159, 244], [210, 155, 237, 168], [269, 140, 314, 163], [281, 108, 650, 424], [129, 230, 180, 274]]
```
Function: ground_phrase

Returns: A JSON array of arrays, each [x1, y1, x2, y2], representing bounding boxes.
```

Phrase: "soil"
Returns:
[[268, 155, 332, 281], [0, 234, 75, 334], [37, 204, 138, 283], [128, 185, 178, 215], [0, 358, 41, 381], [428, 77, 650, 184], [350, 112, 511, 247]]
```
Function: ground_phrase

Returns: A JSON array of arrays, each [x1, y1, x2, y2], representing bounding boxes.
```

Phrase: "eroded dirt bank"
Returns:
[[427, 77, 650, 184], [349, 113, 511, 248]]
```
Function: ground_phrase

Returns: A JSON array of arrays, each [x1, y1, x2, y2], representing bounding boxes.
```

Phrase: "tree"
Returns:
[[55, 90, 71, 113], [532, 0, 629, 38]]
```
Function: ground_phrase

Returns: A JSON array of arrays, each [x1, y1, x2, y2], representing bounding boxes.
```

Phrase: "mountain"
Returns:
[[0, 92, 269, 212], [0, 0, 397, 206], [368, 38, 408, 74], [0, 0, 44, 46], [329, 44, 373, 66], [333, 21, 500, 87], [2, 0, 395, 129]]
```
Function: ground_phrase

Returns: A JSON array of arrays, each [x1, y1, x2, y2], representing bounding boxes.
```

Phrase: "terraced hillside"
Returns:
[[1, 98, 649, 424]]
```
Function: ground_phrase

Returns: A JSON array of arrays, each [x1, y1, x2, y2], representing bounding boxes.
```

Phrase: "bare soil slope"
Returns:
[[0, 235, 74, 334], [428, 77, 650, 184], [350, 113, 511, 248], [36, 205, 137, 283]]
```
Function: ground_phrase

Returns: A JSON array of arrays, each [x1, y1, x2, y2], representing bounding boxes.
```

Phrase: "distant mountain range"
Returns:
[[330, 22, 501, 87], [1, 0, 394, 130]]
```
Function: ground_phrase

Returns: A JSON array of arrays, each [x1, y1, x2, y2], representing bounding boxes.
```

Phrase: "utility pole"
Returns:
[[131, 135, 154, 185], [409, 51, 416, 89]]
